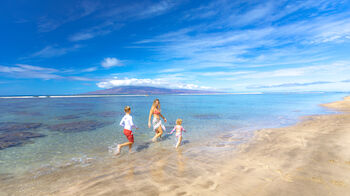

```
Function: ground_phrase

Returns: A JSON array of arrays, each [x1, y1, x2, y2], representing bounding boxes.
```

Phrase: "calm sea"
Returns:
[[0, 93, 347, 176]]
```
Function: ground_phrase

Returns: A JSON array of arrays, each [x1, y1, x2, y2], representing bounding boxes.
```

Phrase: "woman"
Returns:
[[148, 98, 167, 142]]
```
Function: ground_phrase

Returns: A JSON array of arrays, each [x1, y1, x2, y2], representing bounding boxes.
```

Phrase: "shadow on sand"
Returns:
[[135, 134, 190, 152]]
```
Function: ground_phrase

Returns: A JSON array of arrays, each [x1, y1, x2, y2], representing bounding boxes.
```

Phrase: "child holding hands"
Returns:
[[169, 119, 186, 148]]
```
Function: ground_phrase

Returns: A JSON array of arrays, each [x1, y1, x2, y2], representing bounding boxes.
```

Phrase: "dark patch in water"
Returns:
[[0, 173, 15, 181], [216, 143, 225, 147], [96, 111, 122, 118], [192, 114, 221, 120], [11, 111, 42, 116], [182, 140, 190, 145], [55, 103, 93, 108], [57, 115, 80, 120], [220, 134, 233, 139], [160, 133, 172, 141], [135, 134, 173, 152], [48, 120, 113, 133], [165, 126, 174, 131], [0, 122, 42, 133], [135, 141, 152, 152], [78, 111, 93, 115], [0, 131, 46, 150]]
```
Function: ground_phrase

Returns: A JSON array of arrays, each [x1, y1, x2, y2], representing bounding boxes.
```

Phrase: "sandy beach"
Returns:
[[1, 96, 350, 196], [183, 96, 350, 196]]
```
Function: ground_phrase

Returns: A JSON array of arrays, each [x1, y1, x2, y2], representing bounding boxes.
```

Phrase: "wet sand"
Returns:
[[1, 96, 350, 195]]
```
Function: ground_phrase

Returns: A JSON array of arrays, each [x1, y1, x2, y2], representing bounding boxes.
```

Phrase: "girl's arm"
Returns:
[[181, 127, 186, 132], [148, 106, 153, 128], [169, 126, 176, 134]]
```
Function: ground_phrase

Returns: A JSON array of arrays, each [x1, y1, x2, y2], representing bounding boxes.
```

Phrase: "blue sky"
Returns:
[[1, 0, 350, 95]]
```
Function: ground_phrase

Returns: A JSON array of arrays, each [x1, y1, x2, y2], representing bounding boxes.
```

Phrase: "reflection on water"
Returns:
[[177, 149, 185, 175]]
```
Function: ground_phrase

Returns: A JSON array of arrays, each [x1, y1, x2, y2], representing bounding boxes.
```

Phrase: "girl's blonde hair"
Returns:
[[176, 119, 182, 125], [152, 98, 160, 111]]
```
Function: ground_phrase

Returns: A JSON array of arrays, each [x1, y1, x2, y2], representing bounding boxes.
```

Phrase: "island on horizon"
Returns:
[[82, 86, 222, 95]]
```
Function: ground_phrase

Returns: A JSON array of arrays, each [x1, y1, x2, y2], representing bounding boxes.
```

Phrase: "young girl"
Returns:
[[169, 119, 186, 148]]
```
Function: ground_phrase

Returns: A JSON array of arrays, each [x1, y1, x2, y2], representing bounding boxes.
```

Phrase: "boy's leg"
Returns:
[[115, 142, 132, 155], [117, 129, 134, 155], [128, 143, 133, 152]]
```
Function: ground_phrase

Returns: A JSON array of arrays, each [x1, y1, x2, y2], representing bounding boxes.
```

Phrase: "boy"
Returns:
[[115, 106, 137, 155]]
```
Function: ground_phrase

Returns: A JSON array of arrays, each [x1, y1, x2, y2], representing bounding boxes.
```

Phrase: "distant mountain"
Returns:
[[84, 86, 220, 95]]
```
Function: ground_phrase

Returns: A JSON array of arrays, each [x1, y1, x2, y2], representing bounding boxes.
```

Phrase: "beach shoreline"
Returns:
[[196, 95, 350, 196], [1, 95, 350, 195]]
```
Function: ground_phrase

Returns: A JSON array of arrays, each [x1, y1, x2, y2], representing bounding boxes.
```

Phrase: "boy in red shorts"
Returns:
[[115, 106, 138, 155]]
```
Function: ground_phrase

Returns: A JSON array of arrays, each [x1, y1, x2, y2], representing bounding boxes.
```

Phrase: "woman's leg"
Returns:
[[157, 126, 163, 137], [152, 126, 163, 142]]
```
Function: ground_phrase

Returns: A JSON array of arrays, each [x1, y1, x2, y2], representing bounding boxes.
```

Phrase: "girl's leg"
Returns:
[[176, 136, 182, 148]]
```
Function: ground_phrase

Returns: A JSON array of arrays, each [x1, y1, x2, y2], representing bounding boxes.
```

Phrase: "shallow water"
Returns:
[[0, 93, 347, 181]]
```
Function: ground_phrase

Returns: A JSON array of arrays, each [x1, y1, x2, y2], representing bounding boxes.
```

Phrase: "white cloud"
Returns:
[[200, 71, 253, 77], [0, 64, 99, 81], [158, 68, 185, 73], [82, 67, 98, 72], [0, 64, 62, 80], [68, 21, 121, 42], [101, 57, 122, 68], [132, 2, 350, 72], [70, 33, 95, 41], [37, 1, 100, 32], [16, 64, 58, 72], [137, 1, 175, 18], [31, 45, 82, 58], [67, 76, 96, 81], [228, 3, 275, 27], [210, 61, 350, 91], [103, 0, 178, 20], [96, 77, 210, 90]]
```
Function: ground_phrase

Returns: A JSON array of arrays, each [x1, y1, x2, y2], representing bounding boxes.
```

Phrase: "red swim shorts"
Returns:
[[123, 129, 134, 143]]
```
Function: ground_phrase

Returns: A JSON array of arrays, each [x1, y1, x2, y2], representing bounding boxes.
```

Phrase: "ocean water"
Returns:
[[0, 93, 347, 178]]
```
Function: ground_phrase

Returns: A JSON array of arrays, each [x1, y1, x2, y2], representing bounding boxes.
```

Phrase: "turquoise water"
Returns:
[[0, 93, 347, 176]]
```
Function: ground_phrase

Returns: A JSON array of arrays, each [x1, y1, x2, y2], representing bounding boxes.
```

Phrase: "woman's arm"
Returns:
[[158, 108, 167, 122], [148, 106, 153, 128], [159, 113, 167, 122]]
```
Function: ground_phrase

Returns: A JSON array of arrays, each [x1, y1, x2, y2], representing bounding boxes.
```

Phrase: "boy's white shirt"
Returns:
[[119, 114, 136, 131]]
